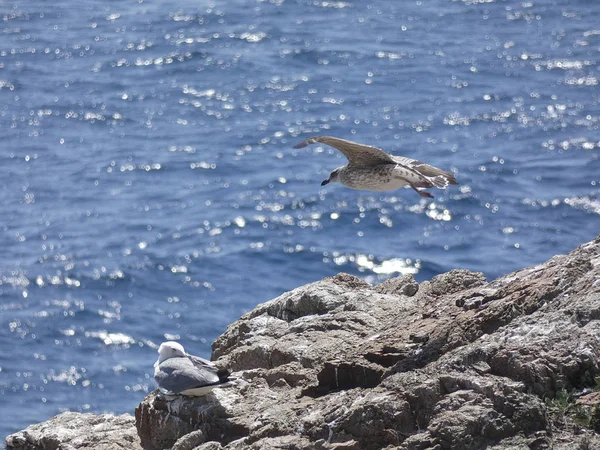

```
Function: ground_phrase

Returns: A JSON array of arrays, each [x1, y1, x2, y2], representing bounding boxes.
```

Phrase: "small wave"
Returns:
[[542, 137, 599, 151], [324, 251, 420, 276], [85, 331, 136, 346], [236, 32, 268, 43], [564, 76, 598, 86], [0, 80, 16, 91], [313, 1, 352, 8], [535, 59, 594, 70], [112, 163, 163, 173], [0, 268, 129, 289], [564, 196, 600, 215], [46, 366, 85, 386]]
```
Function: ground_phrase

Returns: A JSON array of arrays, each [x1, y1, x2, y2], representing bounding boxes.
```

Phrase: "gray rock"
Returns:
[[374, 273, 419, 297], [135, 236, 600, 450], [5, 412, 141, 450], [193, 443, 223, 450], [194, 441, 223, 450], [7, 236, 600, 450], [171, 430, 207, 450]]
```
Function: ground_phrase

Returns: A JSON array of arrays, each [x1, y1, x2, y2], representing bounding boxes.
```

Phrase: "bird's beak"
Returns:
[[321, 179, 330, 186]]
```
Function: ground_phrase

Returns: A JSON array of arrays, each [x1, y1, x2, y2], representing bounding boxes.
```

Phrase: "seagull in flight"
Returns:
[[294, 136, 458, 198]]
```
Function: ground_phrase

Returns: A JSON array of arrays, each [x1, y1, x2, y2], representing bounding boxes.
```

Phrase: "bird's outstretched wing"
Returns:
[[294, 136, 458, 188], [293, 136, 394, 166], [391, 155, 459, 188]]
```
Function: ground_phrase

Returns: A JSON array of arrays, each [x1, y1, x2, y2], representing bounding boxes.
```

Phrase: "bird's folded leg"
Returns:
[[410, 185, 434, 198]]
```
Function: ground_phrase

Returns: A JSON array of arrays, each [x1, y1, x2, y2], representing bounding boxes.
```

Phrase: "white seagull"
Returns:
[[294, 136, 458, 198], [154, 341, 234, 396]]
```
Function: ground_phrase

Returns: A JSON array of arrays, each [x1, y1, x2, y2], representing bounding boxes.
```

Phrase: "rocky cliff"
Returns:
[[6, 236, 600, 450]]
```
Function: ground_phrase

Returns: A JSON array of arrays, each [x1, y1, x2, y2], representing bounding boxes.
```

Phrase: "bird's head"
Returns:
[[156, 341, 186, 364], [321, 167, 342, 186]]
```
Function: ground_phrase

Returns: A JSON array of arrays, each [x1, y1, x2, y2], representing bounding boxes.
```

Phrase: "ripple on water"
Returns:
[[85, 331, 136, 346], [325, 251, 421, 277], [564, 196, 600, 215]]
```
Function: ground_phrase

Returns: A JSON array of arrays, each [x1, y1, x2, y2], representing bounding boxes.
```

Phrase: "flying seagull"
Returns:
[[154, 341, 234, 396], [294, 136, 458, 198]]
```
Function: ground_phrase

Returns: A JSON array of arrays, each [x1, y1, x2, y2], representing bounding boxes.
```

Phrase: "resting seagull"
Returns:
[[154, 341, 234, 396], [294, 136, 458, 198]]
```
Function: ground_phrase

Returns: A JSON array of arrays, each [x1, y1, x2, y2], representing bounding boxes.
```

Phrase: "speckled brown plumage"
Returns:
[[293, 135, 458, 198]]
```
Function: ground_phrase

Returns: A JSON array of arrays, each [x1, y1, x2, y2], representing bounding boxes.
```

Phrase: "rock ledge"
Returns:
[[6, 236, 600, 449], [5, 412, 141, 450]]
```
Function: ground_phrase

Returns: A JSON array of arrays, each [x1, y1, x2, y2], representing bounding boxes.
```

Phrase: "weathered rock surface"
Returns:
[[135, 236, 600, 449], [6, 236, 600, 450], [5, 412, 141, 450]]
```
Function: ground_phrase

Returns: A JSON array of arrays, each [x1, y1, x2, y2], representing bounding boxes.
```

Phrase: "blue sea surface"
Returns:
[[1, 0, 599, 440]]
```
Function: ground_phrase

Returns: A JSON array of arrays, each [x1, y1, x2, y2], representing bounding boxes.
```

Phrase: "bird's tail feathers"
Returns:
[[218, 374, 244, 388], [430, 173, 459, 189], [217, 367, 231, 382]]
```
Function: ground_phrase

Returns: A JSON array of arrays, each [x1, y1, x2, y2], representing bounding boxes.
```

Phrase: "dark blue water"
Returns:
[[1, 0, 599, 440]]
